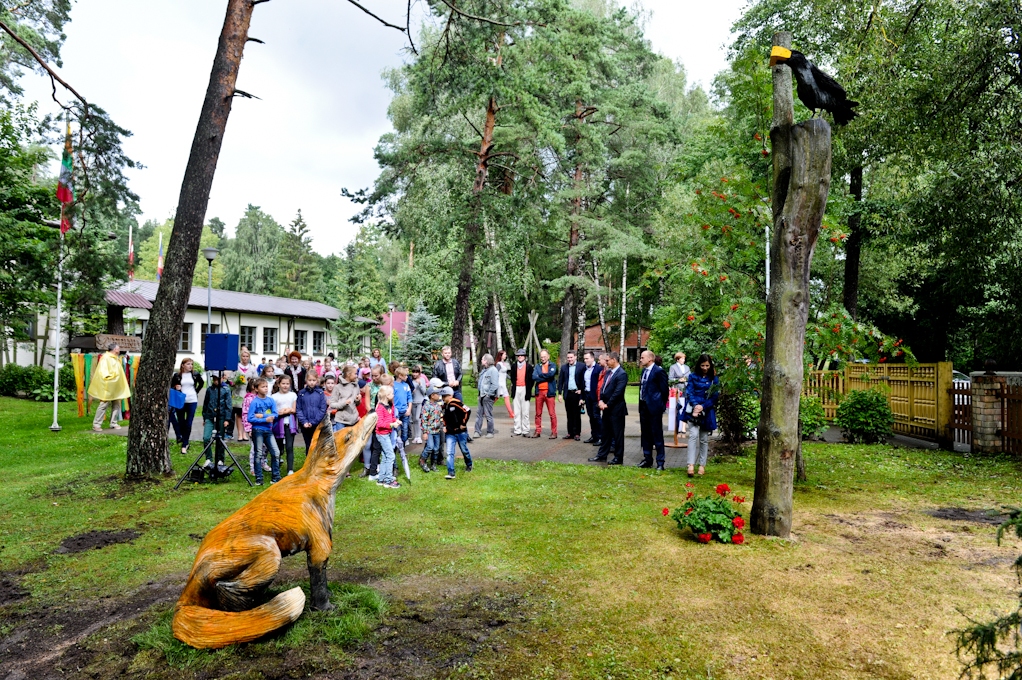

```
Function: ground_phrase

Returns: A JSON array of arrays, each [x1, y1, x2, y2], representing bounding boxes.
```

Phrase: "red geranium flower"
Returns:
[[686, 491, 693, 499], [732, 533, 745, 545], [697, 533, 712, 543], [719, 275, 728, 282], [733, 516, 745, 529], [687, 315, 695, 321], [733, 495, 745, 503], [684, 507, 693, 516], [701, 270, 709, 276], [715, 483, 731, 496], [723, 320, 731, 329], [662, 507, 670, 516], [685, 482, 693, 488]]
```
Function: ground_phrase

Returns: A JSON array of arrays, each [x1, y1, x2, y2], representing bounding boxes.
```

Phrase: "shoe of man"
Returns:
[[474, 431, 482, 439], [656, 464, 665, 471], [588, 455, 607, 462], [562, 434, 574, 440], [203, 460, 213, 469], [573, 435, 580, 441], [466, 464, 473, 472], [484, 433, 494, 439], [93, 425, 102, 432], [583, 437, 595, 444], [466, 434, 474, 442], [359, 469, 369, 478], [637, 459, 654, 469], [607, 458, 623, 466], [419, 459, 430, 473], [445, 474, 455, 480], [591, 439, 602, 447], [531, 431, 541, 438], [111, 423, 122, 430]]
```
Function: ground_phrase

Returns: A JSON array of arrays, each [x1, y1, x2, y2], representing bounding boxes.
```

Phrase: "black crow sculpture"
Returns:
[[770, 46, 858, 125]]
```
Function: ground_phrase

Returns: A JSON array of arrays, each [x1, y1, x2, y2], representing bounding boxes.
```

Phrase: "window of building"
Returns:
[[179, 323, 192, 352], [239, 326, 256, 353], [626, 347, 638, 363], [263, 327, 277, 354], [128, 319, 146, 339], [200, 323, 220, 352], [294, 330, 307, 353], [313, 331, 325, 355]]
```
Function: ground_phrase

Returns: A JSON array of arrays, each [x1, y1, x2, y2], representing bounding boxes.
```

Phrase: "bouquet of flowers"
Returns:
[[231, 373, 247, 388], [665, 483, 746, 544]]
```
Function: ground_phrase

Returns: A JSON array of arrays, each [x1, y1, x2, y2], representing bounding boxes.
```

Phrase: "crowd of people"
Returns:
[[166, 343, 722, 485]]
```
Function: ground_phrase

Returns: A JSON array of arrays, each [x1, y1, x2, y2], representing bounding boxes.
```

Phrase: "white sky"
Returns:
[[22, 0, 746, 256]]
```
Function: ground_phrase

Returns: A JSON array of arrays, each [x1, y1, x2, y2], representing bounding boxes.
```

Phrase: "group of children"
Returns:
[[197, 351, 475, 487]]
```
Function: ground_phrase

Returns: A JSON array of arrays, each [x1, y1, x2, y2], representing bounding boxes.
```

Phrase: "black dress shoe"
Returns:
[[583, 437, 595, 444], [574, 435, 580, 441], [562, 434, 574, 440], [591, 439, 602, 446], [588, 455, 607, 462], [607, 458, 623, 466], [636, 459, 654, 469]]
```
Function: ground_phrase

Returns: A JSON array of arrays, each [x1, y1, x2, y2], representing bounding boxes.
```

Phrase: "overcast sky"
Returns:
[[23, 0, 746, 256]]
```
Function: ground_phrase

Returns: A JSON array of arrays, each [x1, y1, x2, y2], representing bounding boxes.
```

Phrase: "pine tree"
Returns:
[[400, 301, 444, 367], [277, 210, 323, 302], [219, 205, 284, 295]]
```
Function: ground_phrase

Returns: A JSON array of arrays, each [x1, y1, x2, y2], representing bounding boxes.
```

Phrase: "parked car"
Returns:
[[953, 370, 971, 384]]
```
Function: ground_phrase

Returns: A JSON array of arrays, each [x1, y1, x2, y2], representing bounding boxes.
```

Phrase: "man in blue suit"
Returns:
[[590, 351, 627, 465], [581, 351, 604, 445], [637, 350, 669, 470]]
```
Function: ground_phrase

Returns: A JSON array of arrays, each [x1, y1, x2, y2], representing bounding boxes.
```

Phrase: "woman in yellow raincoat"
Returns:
[[89, 342, 132, 431]]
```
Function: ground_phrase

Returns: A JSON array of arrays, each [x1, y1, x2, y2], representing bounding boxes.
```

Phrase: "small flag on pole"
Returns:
[[128, 223, 134, 281], [157, 232, 164, 281], [56, 122, 74, 233]]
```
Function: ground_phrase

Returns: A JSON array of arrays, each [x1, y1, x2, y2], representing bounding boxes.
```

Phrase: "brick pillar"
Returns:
[[971, 375, 1005, 454]]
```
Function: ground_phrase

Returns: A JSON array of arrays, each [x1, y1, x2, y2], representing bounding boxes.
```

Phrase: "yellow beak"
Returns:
[[769, 46, 792, 67]]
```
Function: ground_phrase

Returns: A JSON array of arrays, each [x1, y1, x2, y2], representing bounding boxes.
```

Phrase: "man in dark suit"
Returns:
[[637, 349, 669, 470], [557, 350, 586, 441], [581, 351, 603, 446], [590, 351, 627, 464]]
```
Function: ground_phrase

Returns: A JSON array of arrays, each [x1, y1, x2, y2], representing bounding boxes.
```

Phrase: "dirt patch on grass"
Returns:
[[0, 576, 29, 605], [54, 529, 141, 554], [925, 507, 1008, 525], [0, 566, 533, 680]]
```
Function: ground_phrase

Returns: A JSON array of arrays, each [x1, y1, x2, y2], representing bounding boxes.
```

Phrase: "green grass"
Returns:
[[3, 396, 1022, 679], [131, 582, 386, 668]]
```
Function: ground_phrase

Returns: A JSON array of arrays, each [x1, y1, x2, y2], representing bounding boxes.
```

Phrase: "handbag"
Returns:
[[168, 388, 186, 410]]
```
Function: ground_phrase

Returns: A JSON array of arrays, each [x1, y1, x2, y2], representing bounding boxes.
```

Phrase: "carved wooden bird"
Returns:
[[770, 47, 858, 125]]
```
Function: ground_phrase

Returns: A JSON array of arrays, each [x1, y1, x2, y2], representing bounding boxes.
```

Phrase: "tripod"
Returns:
[[175, 372, 254, 490]]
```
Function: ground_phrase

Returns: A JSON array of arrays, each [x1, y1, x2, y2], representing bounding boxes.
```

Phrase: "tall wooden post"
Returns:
[[751, 32, 832, 537]]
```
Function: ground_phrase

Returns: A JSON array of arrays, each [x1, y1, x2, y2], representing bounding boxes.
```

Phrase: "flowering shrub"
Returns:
[[668, 483, 746, 544], [799, 394, 828, 440]]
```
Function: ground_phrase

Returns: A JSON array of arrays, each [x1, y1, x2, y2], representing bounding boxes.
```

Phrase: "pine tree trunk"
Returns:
[[593, 259, 610, 352], [842, 164, 863, 319], [125, 0, 255, 478], [751, 32, 832, 537], [451, 95, 497, 362]]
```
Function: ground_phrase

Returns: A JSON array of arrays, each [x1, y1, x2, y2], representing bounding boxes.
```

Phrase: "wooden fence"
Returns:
[[1003, 384, 1022, 455], [949, 381, 972, 447], [804, 362, 954, 446]]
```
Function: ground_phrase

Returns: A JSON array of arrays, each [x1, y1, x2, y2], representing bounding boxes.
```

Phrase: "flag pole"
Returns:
[[50, 206, 64, 432]]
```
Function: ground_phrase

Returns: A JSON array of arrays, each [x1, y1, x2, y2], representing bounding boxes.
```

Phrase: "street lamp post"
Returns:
[[202, 247, 219, 337], [388, 302, 396, 362]]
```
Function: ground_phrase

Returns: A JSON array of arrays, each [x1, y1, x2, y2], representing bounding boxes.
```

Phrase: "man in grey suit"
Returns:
[[474, 354, 499, 438]]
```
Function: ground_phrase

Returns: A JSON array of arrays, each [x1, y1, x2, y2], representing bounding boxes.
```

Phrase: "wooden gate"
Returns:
[[1003, 385, 1022, 455], [949, 381, 972, 447]]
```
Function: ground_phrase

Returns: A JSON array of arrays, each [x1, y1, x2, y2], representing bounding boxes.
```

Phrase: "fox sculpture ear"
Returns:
[[308, 413, 338, 463]]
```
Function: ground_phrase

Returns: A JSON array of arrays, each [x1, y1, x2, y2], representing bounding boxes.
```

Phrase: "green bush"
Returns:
[[799, 394, 829, 440], [835, 389, 894, 444], [0, 362, 78, 400], [622, 362, 642, 383], [717, 390, 759, 453]]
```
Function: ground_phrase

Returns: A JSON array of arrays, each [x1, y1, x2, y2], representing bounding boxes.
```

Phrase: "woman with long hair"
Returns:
[[494, 349, 515, 419], [170, 357, 205, 455], [682, 353, 720, 477]]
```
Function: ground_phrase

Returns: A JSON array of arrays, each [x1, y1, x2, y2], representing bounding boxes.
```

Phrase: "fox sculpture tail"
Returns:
[[172, 587, 305, 648]]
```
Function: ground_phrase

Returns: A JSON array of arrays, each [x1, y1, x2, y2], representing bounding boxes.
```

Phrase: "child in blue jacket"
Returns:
[[393, 366, 413, 445], [296, 372, 327, 453], [247, 378, 281, 484]]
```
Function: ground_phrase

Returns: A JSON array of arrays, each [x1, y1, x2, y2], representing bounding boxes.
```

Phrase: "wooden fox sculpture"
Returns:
[[172, 412, 378, 649]]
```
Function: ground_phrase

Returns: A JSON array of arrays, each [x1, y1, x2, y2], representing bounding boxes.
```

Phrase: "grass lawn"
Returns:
[[2, 395, 1021, 679]]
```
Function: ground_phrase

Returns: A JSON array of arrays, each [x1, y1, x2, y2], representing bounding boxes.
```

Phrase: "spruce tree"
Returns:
[[400, 301, 443, 367]]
